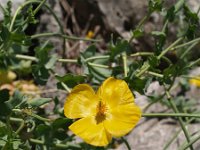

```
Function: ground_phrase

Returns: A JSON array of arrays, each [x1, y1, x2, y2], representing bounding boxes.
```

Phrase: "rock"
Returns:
[[117, 118, 200, 150]]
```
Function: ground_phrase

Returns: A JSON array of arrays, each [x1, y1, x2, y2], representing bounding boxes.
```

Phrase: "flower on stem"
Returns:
[[189, 77, 200, 87], [64, 77, 141, 146]]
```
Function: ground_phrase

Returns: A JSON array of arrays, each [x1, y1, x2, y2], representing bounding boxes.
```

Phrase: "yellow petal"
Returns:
[[64, 84, 98, 119], [69, 116, 112, 146], [97, 77, 134, 108], [189, 78, 200, 87], [104, 103, 141, 137]]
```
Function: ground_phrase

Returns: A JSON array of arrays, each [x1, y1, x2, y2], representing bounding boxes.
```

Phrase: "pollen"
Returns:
[[95, 101, 107, 124], [96, 101, 107, 115]]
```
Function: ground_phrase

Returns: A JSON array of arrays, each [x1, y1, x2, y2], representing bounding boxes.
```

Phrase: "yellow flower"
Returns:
[[189, 77, 200, 87], [86, 31, 94, 39], [64, 77, 141, 146], [0, 70, 16, 85]]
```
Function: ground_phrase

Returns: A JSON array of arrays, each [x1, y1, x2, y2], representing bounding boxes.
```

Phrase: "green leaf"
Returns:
[[0, 26, 10, 42], [81, 45, 96, 59], [0, 89, 10, 115], [126, 77, 147, 94], [5, 90, 27, 110], [11, 32, 31, 46], [183, 5, 199, 39], [45, 54, 57, 69], [52, 118, 72, 129], [56, 74, 85, 88], [35, 42, 53, 65], [0, 121, 7, 137], [36, 124, 51, 136], [148, 0, 163, 13], [148, 55, 160, 68], [32, 65, 50, 85], [110, 39, 131, 60], [151, 31, 166, 37], [132, 29, 143, 38], [28, 98, 52, 107]]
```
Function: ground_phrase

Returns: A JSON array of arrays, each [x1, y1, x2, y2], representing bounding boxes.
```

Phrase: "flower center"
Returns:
[[95, 101, 107, 124]]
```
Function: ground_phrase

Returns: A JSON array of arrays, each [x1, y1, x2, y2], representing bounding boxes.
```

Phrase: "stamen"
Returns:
[[95, 101, 107, 124]]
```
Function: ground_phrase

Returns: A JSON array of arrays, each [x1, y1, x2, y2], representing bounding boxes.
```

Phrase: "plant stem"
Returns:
[[85, 55, 109, 62], [31, 32, 102, 42], [135, 38, 183, 77], [9, 0, 39, 31], [29, 138, 81, 149], [164, 118, 195, 150], [181, 75, 200, 80], [12, 109, 52, 122], [33, 0, 46, 15], [146, 71, 164, 78], [178, 134, 200, 150], [180, 42, 198, 59], [10, 117, 25, 134], [58, 58, 78, 63], [142, 113, 200, 118], [15, 54, 111, 68], [15, 54, 38, 61], [121, 137, 131, 150], [61, 82, 71, 93], [171, 37, 200, 51], [88, 62, 109, 69], [165, 90, 194, 150], [188, 58, 200, 68], [158, 37, 183, 59], [130, 52, 172, 65], [122, 53, 128, 77], [129, 14, 151, 43]]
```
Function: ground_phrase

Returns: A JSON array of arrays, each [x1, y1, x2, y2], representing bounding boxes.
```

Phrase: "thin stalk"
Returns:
[[85, 55, 109, 62], [122, 53, 128, 77], [121, 137, 131, 150], [15, 54, 111, 68], [129, 13, 151, 43], [15, 54, 38, 61], [29, 138, 81, 149], [136, 38, 183, 77], [88, 62, 109, 69], [180, 42, 198, 59], [43, 3, 66, 58], [146, 71, 164, 78], [181, 75, 200, 80], [158, 37, 183, 59], [178, 134, 200, 150], [12, 109, 52, 122], [130, 52, 172, 65], [31, 32, 102, 42], [164, 118, 195, 150], [33, 0, 46, 15], [165, 90, 194, 150], [161, 19, 169, 33], [171, 37, 200, 51], [9, 0, 67, 58], [61, 82, 71, 93], [187, 58, 200, 68], [58, 58, 77, 63], [9, 0, 40, 31], [9, 117, 25, 134], [142, 113, 200, 118]]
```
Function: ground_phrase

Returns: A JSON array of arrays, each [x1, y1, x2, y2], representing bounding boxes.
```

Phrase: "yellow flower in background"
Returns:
[[189, 77, 200, 87], [0, 70, 16, 85], [86, 30, 94, 39], [64, 77, 141, 146]]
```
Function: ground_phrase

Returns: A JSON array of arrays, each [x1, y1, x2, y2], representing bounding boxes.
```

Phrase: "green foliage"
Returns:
[[56, 74, 85, 88], [0, 0, 200, 149]]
